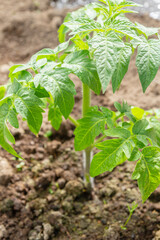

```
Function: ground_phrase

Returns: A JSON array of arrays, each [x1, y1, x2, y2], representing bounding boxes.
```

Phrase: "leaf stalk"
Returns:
[[68, 115, 79, 127]]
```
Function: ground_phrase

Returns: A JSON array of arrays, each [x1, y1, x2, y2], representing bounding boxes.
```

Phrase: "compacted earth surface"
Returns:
[[1, 1, 160, 239]]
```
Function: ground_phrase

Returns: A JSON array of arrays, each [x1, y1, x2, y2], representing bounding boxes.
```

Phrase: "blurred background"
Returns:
[[52, 0, 160, 20]]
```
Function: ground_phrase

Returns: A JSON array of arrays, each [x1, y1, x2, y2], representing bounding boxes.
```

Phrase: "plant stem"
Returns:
[[83, 146, 94, 186], [82, 83, 91, 117], [93, 135, 106, 146], [123, 211, 132, 227], [82, 83, 93, 186], [121, 202, 138, 230], [68, 115, 79, 127]]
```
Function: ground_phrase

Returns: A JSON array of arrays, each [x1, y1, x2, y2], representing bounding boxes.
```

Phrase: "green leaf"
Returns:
[[90, 32, 124, 92], [109, 19, 140, 40], [71, 35, 89, 50], [74, 109, 106, 151], [12, 63, 31, 74], [32, 42, 69, 66], [8, 108, 19, 129], [90, 137, 132, 177], [9, 64, 33, 82], [99, 0, 107, 4], [9, 65, 21, 76], [70, 7, 87, 20], [29, 81, 49, 99], [58, 12, 72, 43], [100, 107, 115, 128], [114, 101, 137, 122], [112, 44, 132, 92], [116, 0, 142, 9], [114, 101, 131, 113], [34, 58, 47, 70], [145, 118, 160, 146], [8, 79, 21, 95], [0, 86, 6, 100], [134, 22, 159, 38], [122, 122, 132, 129], [32, 85, 50, 98], [132, 119, 149, 135], [100, 106, 113, 118], [132, 135, 148, 148], [84, 3, 98, 19], [64, 17, 102, 35], [136, 39, 160, 92], [37, 68, 76, 119], [48, 104, 62, 131], [132, 147, 160, 202], [130, 37, 142, 49], [4, 125, 15, 144], [53, 40, 70, 54], [136, 135, 149, 146], [95, 138, 124, 150], [31, 43, 70, 67], [14, 88, 44, 135], [63, 50, 101, 95], [131, 107, 144, 120], [17, 71, 32, 82], [72, 36, 89, 50], [0, 101, 20, 157], [40, 62, 61, 74], [104, 127, 131, 139], [128, 147, 141, 162], [90, 2, 109, 16], [111, 9, 138, 20], [58, 23, 69, 43], [31, 49, 56, 66]]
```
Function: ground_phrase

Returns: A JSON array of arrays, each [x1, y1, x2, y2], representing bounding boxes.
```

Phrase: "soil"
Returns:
[[1, 1, 160, 240]]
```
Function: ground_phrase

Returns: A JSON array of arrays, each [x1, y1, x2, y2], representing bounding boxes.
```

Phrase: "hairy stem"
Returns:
[[68, 115, 79, 127], [83, 146, 94, 186], [82, 84, 93, 186]]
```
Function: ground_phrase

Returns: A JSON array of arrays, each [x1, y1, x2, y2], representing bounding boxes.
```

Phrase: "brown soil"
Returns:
[[0, 1, 160, 240]]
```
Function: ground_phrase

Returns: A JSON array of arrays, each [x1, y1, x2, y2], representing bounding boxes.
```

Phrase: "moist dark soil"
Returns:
[[1, 1, 160, 240]]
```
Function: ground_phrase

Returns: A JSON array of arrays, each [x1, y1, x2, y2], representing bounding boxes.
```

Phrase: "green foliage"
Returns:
[[0, 100, 20, 157], [14, 87, 44, 135], [121, 201, 138, 230], [132, 147, 160, 202], [62, 50, 101, 94], [74, 107, 108, 151], [0, 86, 6, 100], [0, 0, 160, 203], [48, 104, 62, 130], [34, 68, 76, 119], [89, 103, 160, 201], [112, 44, 132, 92], [136, 39, 160, 92], [89, 32, 124, 92]]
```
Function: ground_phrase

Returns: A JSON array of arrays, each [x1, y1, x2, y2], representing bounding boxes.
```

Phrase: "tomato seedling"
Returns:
[[1, 0, 160, 202]]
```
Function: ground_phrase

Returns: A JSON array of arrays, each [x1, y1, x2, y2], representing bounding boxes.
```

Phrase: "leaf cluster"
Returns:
[[81, 103, 160, 202], [59, 0, 160, 93]]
